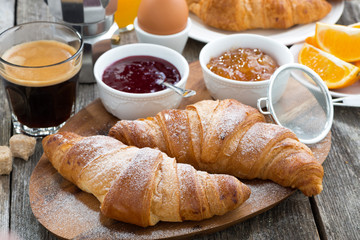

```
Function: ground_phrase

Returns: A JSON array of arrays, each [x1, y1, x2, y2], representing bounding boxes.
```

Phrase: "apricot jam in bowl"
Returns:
[[94, 43, 189, 120], [199, 34, 293, 107]]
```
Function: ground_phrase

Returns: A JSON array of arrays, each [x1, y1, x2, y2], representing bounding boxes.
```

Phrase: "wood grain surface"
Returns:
[[1, 0, 360, 240], [29, 62, 331, 240], [0, 0, 14, 234]]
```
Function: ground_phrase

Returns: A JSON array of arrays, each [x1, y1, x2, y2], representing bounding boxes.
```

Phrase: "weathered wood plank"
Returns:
[[10, 140, 57, 240], [194, 192, 320, 240], [0, 0, 15, 234], [9, 0, 57, 239], [0, 175, 10, 232], [0, 81, 11, 233], [314, 107, 360, 240], [16, 0, 54, 24], [313, 2, 360, 240], [183, 38, 204, 63], [0, 0, 15, 32], [76, 83, 99, 112], [337, 0, 360, 25]]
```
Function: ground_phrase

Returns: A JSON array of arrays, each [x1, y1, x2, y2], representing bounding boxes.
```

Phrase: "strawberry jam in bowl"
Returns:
[[102, 55, 181, 93], [94, 43, 189, 120]]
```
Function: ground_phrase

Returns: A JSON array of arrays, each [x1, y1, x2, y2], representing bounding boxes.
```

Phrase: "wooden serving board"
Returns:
[[29, 61, 331, 240]]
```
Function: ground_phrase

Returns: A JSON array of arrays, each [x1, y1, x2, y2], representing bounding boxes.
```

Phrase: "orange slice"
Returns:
[[305, 36, 319, 48], [348, 23, 360, 66], [298, 43, 360, 89], [349, 22, 360, 28], [315, 22, 360, 62]]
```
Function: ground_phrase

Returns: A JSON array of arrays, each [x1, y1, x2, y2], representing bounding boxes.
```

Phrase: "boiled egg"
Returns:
[[137, 0, 189, 35]]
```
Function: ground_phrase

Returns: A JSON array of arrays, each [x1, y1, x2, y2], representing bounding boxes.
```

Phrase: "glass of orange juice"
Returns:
[[114, 0, 142, 32]]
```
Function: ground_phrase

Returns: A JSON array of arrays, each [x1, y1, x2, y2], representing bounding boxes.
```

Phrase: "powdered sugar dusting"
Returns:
[[214, 107, 246, 140], [31, 172, 101, 239], [73, 136, 121, 163], [120, 147, 161, 195], [177, 163, 196, 202], [240, 179, 293, 213], [239, 123, 279, 157]]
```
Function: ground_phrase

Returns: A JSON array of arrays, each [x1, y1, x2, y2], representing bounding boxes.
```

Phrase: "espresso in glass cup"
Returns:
[[0, 22, 83, 136]]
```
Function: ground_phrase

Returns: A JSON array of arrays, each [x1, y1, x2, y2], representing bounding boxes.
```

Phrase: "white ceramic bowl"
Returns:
[[93, 43, 189, 120], [199, 34, 294, 107], [134, 17, 191, 53]]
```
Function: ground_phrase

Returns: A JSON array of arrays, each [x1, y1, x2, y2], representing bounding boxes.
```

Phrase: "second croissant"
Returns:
[[109, 99, 324, 197]]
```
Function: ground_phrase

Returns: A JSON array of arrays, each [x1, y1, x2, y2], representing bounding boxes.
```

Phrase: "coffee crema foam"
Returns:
[[1, 40, 81, 87]]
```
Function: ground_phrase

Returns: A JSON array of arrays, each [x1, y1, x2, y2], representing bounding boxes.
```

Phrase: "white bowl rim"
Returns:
[[134, 17, 192, 38], [94, 43, 190, 98], [199, 33, 294, 86]]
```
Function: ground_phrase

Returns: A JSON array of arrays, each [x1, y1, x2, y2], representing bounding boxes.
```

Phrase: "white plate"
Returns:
[[290, 43, 360, 98], [189, 1, 344, 46]]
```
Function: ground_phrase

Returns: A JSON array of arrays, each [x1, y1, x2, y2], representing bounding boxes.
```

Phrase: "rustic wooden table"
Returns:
[[1, 0, 359, 239]]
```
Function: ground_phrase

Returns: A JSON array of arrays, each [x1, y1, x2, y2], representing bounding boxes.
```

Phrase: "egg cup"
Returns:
[[134, 17, 192, 54]]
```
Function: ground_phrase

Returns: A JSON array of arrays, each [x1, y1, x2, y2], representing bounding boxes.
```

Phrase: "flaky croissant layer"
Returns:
[[109, 99, 324, 196], [42, 132, 251, 227]]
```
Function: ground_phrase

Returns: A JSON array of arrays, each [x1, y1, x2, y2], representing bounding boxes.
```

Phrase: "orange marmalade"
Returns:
[[207, 48, 279, 82]]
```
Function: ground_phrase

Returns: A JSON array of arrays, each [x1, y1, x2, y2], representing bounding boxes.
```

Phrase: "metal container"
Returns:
[[46, 0, 117, 37]]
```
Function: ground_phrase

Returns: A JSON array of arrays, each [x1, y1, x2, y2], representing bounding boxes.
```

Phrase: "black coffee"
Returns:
[[3, 74, 78, 128], [1, 40, 81, 129]]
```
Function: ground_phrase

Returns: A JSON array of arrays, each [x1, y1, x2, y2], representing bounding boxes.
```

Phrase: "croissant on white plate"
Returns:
[[187, 0, 332, 31], [42, 131, 251, 227], [109, 99, 324, 197]]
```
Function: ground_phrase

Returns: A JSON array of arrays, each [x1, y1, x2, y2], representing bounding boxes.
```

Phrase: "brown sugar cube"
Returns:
[[9, 134, 36, 161], [0, 146, 12, 175]]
